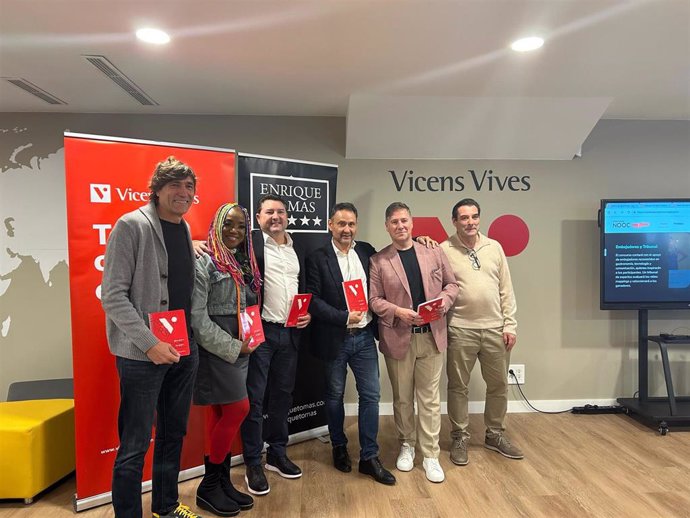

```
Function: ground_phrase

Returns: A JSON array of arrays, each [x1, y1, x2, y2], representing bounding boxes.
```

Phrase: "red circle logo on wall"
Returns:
[[487, 215, 529, 257]]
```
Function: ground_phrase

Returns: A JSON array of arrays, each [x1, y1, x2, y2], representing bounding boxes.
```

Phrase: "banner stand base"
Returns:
[[73, 425, 329, 512]]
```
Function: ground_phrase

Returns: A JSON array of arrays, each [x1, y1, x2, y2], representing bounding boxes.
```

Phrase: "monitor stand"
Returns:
[[617, 309, 690, 435]]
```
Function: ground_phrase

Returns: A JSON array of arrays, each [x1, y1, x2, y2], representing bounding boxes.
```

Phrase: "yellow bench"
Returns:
[[0, 399, 75, 503]]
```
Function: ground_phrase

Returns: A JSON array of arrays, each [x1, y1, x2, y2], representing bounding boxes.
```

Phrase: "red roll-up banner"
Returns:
[[64, 134, 235, 510]]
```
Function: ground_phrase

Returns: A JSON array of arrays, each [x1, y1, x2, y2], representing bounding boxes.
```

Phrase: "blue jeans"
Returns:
[[112, 350, 198, 518], [324, 327, 381, 461], [240, 323, 299, 465]]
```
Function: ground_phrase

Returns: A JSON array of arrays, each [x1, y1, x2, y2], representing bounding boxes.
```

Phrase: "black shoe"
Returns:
[[197, 456, 241, 516], [358, 457, 396, 486], [332, 445, 352, 473], [265, 453, 302, 479], [221, 454, 254, 510], [244, 464, 270, 496]]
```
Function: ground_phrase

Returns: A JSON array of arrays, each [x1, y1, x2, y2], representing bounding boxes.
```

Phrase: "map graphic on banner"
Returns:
[[237, 153, 337, 435]]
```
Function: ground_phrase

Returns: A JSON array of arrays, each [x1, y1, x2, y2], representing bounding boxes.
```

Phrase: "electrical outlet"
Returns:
[[508, 364, 525, 384]]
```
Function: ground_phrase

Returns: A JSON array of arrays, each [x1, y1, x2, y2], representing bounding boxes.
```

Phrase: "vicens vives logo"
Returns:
[[89, 183, 200, 204], [389, 169, 531, 192], [157, 315, 180, 335], [90, 183, 112, 203], [294, 294, 310, 310]]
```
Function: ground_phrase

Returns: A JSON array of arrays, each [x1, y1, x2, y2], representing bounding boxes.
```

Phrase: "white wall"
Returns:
[[1, 114, 689, 403]]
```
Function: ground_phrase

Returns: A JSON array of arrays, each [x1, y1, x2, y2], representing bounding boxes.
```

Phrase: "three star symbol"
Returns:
[[287, 215, 324, 227]]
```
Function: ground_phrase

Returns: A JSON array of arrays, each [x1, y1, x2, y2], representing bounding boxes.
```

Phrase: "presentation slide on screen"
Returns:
[[603, 202, 690, 303]]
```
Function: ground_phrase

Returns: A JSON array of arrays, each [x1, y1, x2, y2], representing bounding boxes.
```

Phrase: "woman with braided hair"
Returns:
[[191, 203, 262, 516]]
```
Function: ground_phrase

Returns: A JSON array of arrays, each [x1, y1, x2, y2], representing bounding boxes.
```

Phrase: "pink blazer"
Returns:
[[369, 241, 459, 360]]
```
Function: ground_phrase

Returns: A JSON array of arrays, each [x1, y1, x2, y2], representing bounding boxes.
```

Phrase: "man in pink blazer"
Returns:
[[369, 202, 459, 484]]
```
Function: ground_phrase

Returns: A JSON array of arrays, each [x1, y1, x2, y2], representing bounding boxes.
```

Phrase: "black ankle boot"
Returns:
[[221, 454, 254, 510], [197, 456, 241, 516]]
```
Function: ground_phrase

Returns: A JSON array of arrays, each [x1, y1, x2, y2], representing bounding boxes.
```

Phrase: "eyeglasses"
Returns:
[[468, 249, 481, 270]]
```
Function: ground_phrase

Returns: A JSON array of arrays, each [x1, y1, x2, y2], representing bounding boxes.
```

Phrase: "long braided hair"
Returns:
[[206, 203, 261, 294]]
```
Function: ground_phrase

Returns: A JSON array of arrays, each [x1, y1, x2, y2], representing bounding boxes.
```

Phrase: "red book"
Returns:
[[342, 279, 368, 312], [417, 297, 444, 324], [285, 294, 312, 327], [148, 309, 190, 356], [240, 305, 265, 349]]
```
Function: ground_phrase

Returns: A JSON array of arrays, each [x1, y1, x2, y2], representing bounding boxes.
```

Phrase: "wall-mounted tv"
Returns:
[[600, 199, 690, 310]]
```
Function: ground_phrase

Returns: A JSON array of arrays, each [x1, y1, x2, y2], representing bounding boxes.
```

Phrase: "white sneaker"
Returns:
[[422, 457, 445, 483], [396, 443, 415, 472]]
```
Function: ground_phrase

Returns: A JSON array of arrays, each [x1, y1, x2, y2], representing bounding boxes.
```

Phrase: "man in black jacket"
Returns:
[[306, 202, 395, 485], [240, 194, 311, 496]]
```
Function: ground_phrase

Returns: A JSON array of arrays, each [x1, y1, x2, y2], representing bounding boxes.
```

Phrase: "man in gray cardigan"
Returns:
[[101, 157, 202, 518]]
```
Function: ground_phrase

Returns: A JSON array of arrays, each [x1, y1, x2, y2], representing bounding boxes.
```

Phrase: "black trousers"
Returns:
[[240, 323, 299, 465], [112, 350, 198, 518]]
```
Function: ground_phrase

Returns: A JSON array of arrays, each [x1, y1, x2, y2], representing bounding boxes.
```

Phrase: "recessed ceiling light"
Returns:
[[136, 28, 170, 45], [511, 36, 544, 52]]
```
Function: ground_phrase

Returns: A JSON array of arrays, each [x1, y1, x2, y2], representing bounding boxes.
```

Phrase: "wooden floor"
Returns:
[[2, 413, 690, 518]]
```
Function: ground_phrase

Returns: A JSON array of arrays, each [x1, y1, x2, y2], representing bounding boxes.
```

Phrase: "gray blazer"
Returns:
[[101, 201, 195, 361]]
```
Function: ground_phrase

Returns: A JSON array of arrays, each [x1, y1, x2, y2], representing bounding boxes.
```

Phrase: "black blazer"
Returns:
[[305, 240, 378, 361]]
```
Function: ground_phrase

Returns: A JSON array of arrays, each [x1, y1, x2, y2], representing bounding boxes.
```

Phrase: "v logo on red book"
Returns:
[[157, 316, 177, 334], [148, 310, 190, 356]]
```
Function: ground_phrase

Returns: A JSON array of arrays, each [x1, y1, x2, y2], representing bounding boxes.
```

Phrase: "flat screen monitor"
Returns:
[[600, 199, 690, 310]]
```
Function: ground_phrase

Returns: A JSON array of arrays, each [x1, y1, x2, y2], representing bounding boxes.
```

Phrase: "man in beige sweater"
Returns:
[[440, 198, 523, 466]]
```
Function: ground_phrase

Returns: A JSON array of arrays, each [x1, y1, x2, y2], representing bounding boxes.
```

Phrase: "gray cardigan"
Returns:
[[101, 201, 195, 361]]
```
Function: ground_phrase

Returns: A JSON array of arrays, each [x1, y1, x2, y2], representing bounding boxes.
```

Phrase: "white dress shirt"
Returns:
[[332, 240, 372, 329], [261, 232, 300, 324]]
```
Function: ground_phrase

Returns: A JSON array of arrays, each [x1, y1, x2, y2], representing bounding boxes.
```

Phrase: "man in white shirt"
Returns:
[[240, 194, 311, 496], [306, 202, 395, 485]]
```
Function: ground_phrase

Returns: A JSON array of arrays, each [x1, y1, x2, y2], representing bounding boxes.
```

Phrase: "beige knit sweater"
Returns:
[[441, 232, 517, 334]]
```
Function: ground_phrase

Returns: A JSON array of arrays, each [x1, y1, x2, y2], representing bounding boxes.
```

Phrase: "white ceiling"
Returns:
[[1, 0, 688, 159]]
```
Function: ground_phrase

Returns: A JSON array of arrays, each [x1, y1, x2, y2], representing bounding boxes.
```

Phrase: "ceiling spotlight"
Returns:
[[511, 36, 544, 52], [136, 28, 170, 45]]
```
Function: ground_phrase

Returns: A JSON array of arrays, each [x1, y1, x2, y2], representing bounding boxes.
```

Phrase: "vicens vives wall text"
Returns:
[[390, 169, 531, 192]]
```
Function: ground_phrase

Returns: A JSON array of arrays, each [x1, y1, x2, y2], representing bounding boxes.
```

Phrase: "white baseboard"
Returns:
[[345, 398, 618, 416]]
